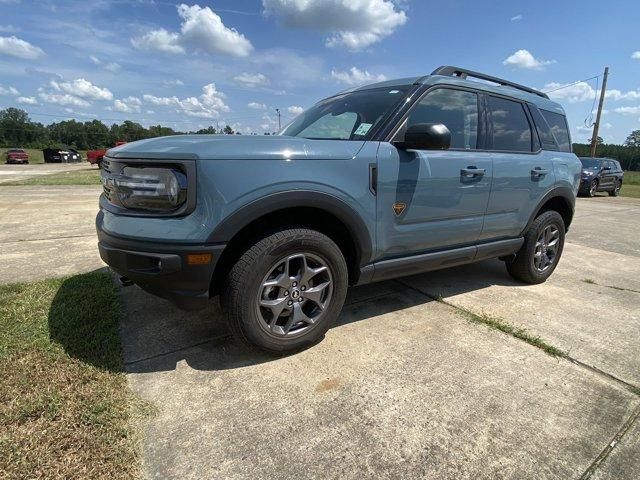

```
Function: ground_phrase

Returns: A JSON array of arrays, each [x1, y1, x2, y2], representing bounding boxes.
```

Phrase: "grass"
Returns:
[[0, 168, 101, 186], [0, 271, 151, 479]]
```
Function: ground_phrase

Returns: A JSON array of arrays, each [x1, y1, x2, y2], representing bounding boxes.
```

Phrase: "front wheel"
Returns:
[[224, 228, 348, 354], [588, 179, 599, 197], [506, 210, 565, 284], [609, 181, 621, 197]]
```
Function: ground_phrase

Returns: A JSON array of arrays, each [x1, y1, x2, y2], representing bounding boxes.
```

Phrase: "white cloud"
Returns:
[[503, 49, 555, 70], [331, 67, 387, 86], [632, 51, 640, 60], [131, 29, 185, 54], [89, 55, 101, 65], [113, 96, 142, 113], [0, 24, 18, 33], [248, 102, 267, 110], [0, 35, 45, 60], [263, 0, 407, 51], [234, 72, 269, 88], [104, 62, 121, 73], [17, 96, 37, 105], [132, 4, 253, 57], [143, 83, 229, 118], [38, 91, 90, 108], [511, 15, 523, 21], [0, 84, 19, 95], [544, 81, 640, 104], [51, 78, 113, 101], [163, 79, 185, 87], [287, 105, 304, 115], [614, 106, 640, 115]]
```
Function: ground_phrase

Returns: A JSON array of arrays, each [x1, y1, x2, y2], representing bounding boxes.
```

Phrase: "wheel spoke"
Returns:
[[303, 281, 330, 308], [282, 302, 313, 333], [263, 272, 288, 288], [260, 296, 289, 324]]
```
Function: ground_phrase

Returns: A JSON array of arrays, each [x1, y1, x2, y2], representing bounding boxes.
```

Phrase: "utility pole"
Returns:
[[590, 66, 609, 157], [275, 108, 281, 131]]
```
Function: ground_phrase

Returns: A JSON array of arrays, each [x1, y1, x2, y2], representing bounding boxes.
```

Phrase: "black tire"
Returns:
[[587, 179, 598, 197], [224, 228, 348, 354], [506, 210, 565, 284], [609, 181, 621, 197]]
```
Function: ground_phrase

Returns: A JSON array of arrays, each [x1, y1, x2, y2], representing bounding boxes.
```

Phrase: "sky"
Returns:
[[0, 0, 639, 142]]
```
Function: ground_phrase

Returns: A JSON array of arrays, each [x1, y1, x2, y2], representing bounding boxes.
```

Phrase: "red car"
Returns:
[[5, 148, 29, 164], [87, 141, 127, 168]]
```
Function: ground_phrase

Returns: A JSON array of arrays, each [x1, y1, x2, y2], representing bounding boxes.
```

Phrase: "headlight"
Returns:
[[583, 171, 593, 176], [114, 167, 187, 211]]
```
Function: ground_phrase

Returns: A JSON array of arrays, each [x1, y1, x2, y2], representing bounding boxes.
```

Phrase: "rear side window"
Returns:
[[528, 105, 558, 151], [541, 110, 571, 153], [486, 96, 532, 152], [404, 88, 479, 149]]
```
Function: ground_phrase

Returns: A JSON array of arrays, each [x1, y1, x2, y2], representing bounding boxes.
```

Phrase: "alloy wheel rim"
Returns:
[[534, 224, 560, 272], [256, 253, 333, 337], [590, 182, 597, 196]]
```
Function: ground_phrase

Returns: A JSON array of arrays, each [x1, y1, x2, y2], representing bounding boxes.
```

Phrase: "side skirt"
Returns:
[[359, 238, 524, 284]]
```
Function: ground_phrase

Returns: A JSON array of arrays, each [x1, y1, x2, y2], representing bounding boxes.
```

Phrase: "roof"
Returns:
[[347, 66, 565, 114]]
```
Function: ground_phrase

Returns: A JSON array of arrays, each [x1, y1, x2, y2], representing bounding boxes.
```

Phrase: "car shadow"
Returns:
[[118, 258, 521, 374]]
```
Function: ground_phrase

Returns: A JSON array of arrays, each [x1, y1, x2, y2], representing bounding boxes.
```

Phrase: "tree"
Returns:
[[195, 126, 217, 134], [624, 130, 640, 147], [223, 125, 234, 135]]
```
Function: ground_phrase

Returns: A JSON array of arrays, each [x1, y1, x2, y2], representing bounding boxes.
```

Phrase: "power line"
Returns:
[[542, 74, 600, 94]]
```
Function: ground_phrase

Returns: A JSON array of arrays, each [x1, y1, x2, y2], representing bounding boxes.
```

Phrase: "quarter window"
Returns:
[[403, 89, 478, 149], [541, 110, 571, 153], [486, 96, 532, 152]]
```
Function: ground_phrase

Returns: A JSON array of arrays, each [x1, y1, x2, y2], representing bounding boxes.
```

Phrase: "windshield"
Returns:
[[281, 86, 411, 140], [580, 158, 601, 169]]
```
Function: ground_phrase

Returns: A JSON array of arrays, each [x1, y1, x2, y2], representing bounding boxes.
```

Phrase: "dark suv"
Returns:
[[579, 157, 624, 197]]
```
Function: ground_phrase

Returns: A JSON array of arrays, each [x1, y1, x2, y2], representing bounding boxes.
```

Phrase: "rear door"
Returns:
[[376, 87, 493, 258], [480, 95, 555, 240]]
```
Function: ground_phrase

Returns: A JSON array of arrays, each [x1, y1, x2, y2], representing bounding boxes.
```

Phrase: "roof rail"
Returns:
[[430, 65, 549, 99]]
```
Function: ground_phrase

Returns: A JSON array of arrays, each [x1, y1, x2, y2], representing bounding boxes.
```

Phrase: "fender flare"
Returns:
[[521, 186, 575, 235], [207, 190, 374, 266]]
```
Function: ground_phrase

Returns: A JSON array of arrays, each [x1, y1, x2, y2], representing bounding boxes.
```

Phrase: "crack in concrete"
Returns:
[[578, 404, 640, 480], [394, 278, 640, 479], [123, 336, 231, 367], [0, 233, 95, 244]]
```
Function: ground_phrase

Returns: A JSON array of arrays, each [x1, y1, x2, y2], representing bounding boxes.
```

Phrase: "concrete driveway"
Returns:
[[0, 185, 639, 479]]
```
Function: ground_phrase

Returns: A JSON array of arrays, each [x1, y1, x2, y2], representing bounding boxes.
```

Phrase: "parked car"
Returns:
[[87, 141, 127, 168], [97, 66, 581, 353], [578, 157, 624, 197], [5, 148, 29, 164], [43, 148, 82, 163]]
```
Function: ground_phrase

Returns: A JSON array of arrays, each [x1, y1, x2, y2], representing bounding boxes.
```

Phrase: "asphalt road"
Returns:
[[0, 184, 638, 479]]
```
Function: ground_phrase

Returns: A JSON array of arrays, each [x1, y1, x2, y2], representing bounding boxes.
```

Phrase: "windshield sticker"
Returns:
[[354, 123, 372, 136]]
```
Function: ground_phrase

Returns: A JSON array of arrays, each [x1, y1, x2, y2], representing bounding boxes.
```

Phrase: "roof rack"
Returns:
[[430, 66, 549, 99]]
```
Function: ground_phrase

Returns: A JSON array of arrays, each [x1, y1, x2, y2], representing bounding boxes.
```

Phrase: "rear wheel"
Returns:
[[609, 181, 621, 197], [224, 228, 348, 354], [588, 179, 598, 197], [506, 210, 565, 284]]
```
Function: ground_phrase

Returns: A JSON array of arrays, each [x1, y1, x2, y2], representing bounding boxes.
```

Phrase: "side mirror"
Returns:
[[395, 123, 451, 151]]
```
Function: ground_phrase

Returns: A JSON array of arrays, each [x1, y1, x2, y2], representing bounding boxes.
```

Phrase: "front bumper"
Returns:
[[97, 213, 225, 310]]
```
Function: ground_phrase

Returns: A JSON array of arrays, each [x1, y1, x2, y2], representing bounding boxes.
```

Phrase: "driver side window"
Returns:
[[402, 88, 479, 149]]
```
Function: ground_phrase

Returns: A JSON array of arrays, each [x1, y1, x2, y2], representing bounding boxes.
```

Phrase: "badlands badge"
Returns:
[[392, 202, 406, 216]]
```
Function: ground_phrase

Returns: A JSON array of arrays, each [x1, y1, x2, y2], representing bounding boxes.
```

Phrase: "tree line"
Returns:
[[0, 107, 238, 150]]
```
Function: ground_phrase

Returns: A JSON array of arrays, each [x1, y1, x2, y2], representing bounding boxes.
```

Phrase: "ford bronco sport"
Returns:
[[97, 66, 581, 353]]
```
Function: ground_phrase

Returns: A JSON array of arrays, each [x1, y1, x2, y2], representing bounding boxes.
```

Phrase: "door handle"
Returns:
[[461, 167, 485, 178], [531, 167, 550, 178]]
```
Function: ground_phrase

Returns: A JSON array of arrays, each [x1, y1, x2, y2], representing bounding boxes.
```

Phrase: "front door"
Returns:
[[376, 87, 492, 259]]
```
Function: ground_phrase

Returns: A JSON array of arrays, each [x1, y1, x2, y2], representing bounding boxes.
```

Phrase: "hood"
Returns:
[[106, 134, 365, 161]]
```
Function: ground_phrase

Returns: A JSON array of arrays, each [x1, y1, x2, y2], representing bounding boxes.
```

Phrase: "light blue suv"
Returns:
[[97, 66, 581, 353]]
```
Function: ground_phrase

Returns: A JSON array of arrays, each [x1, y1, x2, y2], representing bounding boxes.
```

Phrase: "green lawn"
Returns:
[[0, 272, 151, 479], [0, 168, 101, 186]]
